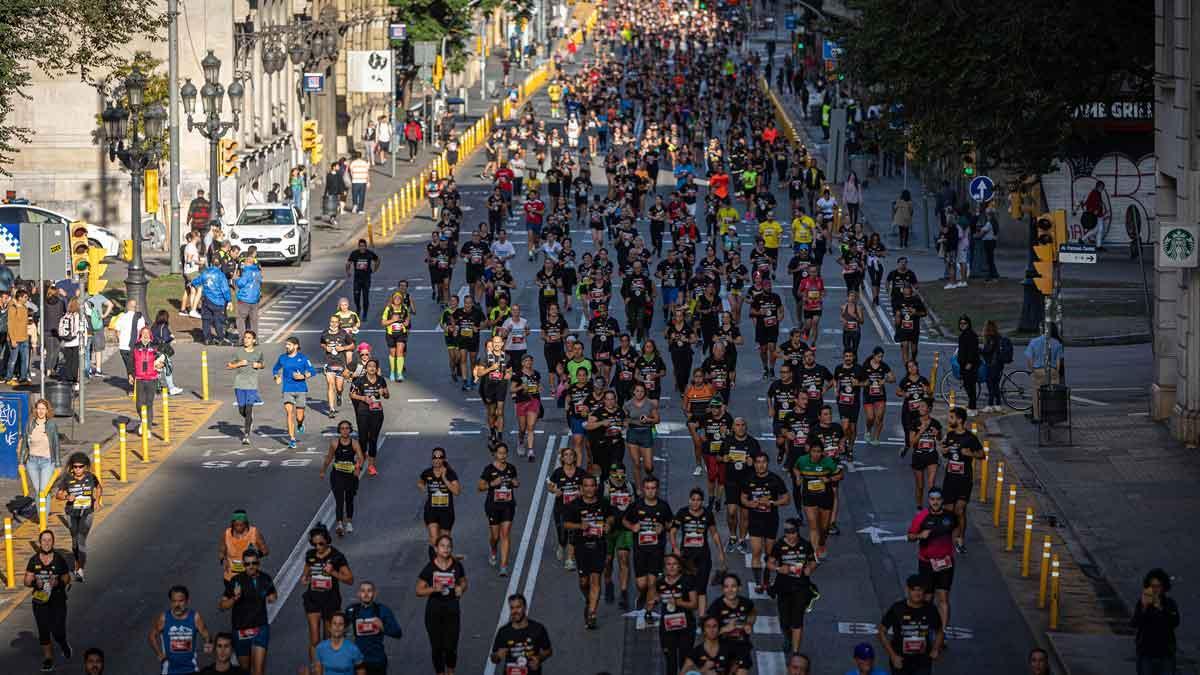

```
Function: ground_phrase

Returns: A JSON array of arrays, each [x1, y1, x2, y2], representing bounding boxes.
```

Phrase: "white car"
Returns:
[[228, 204, 312, 266], [0, 204, 123, 259]]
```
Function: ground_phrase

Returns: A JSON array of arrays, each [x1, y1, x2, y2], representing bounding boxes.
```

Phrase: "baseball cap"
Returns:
[[853, 643, 874, 660]]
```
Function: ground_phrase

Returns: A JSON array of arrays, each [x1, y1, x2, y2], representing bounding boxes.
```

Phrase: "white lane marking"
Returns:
[[754, 616, 781, 634], [266, 279, 343, 343], [448, 430, 482, 435], [860, 283, 895, 345], [482, 435, 560, 675], [386, 431, 420, 436], [520, 435, 568, 611], [407, 398, 440, 403], [756, 650, 787, 675], [288, 280, 330, 285], [1070, 395, 1111, 406], [268, 437, 382, 623], [1072, 386, 1145, 392]]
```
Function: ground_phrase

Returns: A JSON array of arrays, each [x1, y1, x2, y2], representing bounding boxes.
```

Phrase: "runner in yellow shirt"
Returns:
[[717, 202, 740, 236], [759, 216, 783, 270]]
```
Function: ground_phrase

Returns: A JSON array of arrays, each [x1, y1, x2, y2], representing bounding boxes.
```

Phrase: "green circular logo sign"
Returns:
[[1163, 227, 1196, 262]]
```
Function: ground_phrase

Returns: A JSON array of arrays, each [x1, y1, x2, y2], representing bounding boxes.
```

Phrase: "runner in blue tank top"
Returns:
[[150, 585, 211, 674]]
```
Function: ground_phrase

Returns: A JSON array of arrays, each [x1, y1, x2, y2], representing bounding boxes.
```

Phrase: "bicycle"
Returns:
[[938, 363, 1033, 412]]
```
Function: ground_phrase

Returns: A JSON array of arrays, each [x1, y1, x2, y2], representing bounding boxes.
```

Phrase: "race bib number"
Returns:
[[461, 327, 474, 337], [611, 493, 631, 509], [432, 491, 450, 507], [170, 635, 194, 653], [808, 290, 820, 300], [727, 449, 747, 465], [563, 487, 580, 504], [764, 316, 777, 327], [72, 495, 93, 510], [918, 438, 934, 452], [930, 555, 953, 571], [838, 390, 854, 405], [311, 574, 333, 591], [584, 517, 603, 537], [664, 612, 688, 631], [506, 666, 529, 675], [709, 441, 722, 454], [230, 559, 245, 573], [237, 627, 260, 640], [355, 618, 380, 636], [638, 530, 659, 546], [901, 319, 914, 330], [806, 479, 826, 493], [334, 461, 355, 474], [543, 287, 556, 296], [495, 486, 513, 502], [869, 383, 882, 396], [903, 637, 925, 655], [32, 584, 50, 604], [947, 460, 966, 475], [433, 571, 455, 591], [845, 320, 858, 330]]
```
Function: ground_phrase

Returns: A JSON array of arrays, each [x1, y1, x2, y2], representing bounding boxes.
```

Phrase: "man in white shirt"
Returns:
[[490, 229, 517, 269], [349, 152, 371, 214], [245, 182, 266, 205], [376, 115, 392, 165], [816, 188, 838, 223], [115, 299, 146, 382], [501, 304, 530, 369]]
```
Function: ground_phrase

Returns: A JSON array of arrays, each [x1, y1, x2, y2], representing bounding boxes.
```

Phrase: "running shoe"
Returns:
[[344, 522, 354, 534], [73, 570, 84, 583], [335, 522, 345, 537], [498, 565, 509, 577], [367, 465, 378, 477], [41, 659, 53, 672], [564, 558, 576, 571], [899, 445, 908, 458], [692, 464, 704, 477], [241, 434, 250, 446], [644, 611, 659, 626], [806, 585, 821, 612], [397, 374, 405, 382], [827, 523, 841, 536], [336, 394, 342, 408], [297, 421, 306, 434], [725, 538, 737, 554], [489, 550, 498, 568], [585, 614, 598, 630], [288, 438, 297, 449], [737, 540, 749, 555], [556, 545, 564, 561], [528, 452, 536, 463], [955, 543, 967, 554]]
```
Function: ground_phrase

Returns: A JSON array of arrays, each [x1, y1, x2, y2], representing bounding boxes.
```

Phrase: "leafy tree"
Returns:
[[834, 0, 1153, 177], [0, 0, 166, 174], [90, 51, 170, 169], [388, 0, 532, 72]]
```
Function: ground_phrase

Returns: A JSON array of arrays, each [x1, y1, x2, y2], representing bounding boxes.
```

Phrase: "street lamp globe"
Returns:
[[227, 79, 246, 118], [213, 82, 226, 114], [101, 101, 126, 144], [125, 67, 147, 108], [324, 31, 339, 59], [143, 102, 168, 139], [289, 42, 307, 66], [180, 78, 198, 115], [201, 50, 222, 85], [200, 81, 219, 116]]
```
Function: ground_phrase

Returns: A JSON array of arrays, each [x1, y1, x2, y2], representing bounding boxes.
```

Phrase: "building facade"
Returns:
[[1152, 0, 1200, 444]]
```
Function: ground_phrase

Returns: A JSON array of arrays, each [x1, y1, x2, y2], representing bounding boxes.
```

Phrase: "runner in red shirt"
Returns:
[[494, 163, 515, 209], [523, 193, 546, 261], [906, 489, 958, 632], [797, 265, 825, 346]]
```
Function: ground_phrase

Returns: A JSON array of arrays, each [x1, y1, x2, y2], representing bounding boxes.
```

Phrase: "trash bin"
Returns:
[[1039, 384, 1070, 425], [47, 381, 73, 417]]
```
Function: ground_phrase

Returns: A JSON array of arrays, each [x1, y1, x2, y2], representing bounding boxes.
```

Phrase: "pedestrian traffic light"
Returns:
[[69, 223, 90, 276], [86, 246, 108, 295], [1032, 214, 1057, 296], [961, 141, 977, 178], [219, 138, 239, 177], [302, 119, 318, 150]]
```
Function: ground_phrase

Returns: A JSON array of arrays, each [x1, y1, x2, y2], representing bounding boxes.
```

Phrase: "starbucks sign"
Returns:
[[1158, 224, 1199, 268]]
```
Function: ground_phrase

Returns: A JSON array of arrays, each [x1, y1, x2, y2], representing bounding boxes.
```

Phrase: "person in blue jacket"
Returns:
[[344, 581, 403, 674], [234, 247, 263, 335], [272, 336, 318, 448], [191, 263, 233, 345]]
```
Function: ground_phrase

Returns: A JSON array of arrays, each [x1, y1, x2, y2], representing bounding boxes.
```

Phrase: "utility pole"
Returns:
[[168, 0, 181, 274]]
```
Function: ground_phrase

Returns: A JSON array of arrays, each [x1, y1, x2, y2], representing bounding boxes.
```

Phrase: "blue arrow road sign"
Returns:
[[969, 175, 995, 202], [785, 14, 797, 30]]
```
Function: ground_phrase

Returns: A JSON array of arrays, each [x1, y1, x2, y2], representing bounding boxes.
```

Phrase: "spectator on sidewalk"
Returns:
[[0, 258, 14, 293], [130, 325, 164, 432], [376, 114, 392, 164], [150, 309, 184, 396], [892, 190, 913, 248], [19, 398, 60, 501], [1025, 324, 1064, 422], [843, 171, 863, 226], [980, 320, 1012, 413], [83, 291, 113, 378], [1132, 568, 1180, 675], [362, 120, 377, 167], [0, 290, 11, 373], [938, 217, 958, 287], [5, 288, 31, 384], [404, 118, 423, 162], [936, 180, 956, 228], [323, 161, 345, 224], [186, 189, 212, 238], [349, 152, 370, 214], [192, 263, 233, 346], [42, 284, 65, 377], [114, 299, 146, 388], [245, 182, 266, 205], [234, 247, 263, 335], [289, 166, 307, 213], [57, 298, 83, 385], [979, 209, 1000, 281], [956, 315, 981, 415]]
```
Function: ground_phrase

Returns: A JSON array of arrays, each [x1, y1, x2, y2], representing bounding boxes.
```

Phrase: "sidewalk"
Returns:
[[990, 407, 1198, 674]]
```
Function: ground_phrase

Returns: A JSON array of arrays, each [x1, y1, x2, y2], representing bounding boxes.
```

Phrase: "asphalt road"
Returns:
[[0, 32, 1147, 675]]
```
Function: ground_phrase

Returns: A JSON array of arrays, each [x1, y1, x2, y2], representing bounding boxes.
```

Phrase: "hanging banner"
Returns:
[[347, 50, 394, 93]]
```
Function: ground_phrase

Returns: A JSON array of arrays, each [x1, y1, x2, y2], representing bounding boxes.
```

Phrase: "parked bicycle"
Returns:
[[938, 354, 1033, 412]]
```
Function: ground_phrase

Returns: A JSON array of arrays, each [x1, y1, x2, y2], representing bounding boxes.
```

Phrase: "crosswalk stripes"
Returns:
[[260, 280, 340, 343]]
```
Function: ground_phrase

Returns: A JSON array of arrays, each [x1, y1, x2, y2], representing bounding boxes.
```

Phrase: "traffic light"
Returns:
[[121, 239, 134, 262], [69, 222, 90, 277], [310, 134, 324, 165], [302, 119, 318, 151], [961, 141, 977, 178], [1032, 214, 1057, 296], [1008, 190, 1022, 220], [86, 246, 108, 295], [219, 138, 239, 177]]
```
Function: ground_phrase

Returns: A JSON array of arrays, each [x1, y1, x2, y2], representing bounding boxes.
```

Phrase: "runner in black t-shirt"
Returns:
[[345, 240, 380, 319]]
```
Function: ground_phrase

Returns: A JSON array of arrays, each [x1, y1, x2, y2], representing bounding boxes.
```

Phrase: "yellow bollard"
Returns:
[[1005, 484, 1017, 551], [132, 379, 137, 404], [979, 440, 990, 502], [1038, 536, 1052, 607], [367, 214, 375, 246], [140, 405, 150, 462], [381, 205, 388, 236], [1049, 554, 1061, 630], [37, 494, 47, 531], [17, 464, 28, 497], [93, 442, 102, 480], [392, 193, 400, 226], [40, 468, 60, 499], [929, 352, 940, 397], [1021, 508, 1034, 577], [162, 388, 171, 444], [119, 424, 128, 481], [201, 350, 210, 401], [992, 462, 1005, 526], [971, 422, 979, 435], [3, 517, 13, 589]]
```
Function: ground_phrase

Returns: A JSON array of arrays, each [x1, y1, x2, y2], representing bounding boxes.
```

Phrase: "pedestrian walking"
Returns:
[[234, 247, 263, 335], [131, 326, 164, 432], [324, 162, 346, 225], [1132, 568, 1180, 675], [404, 118, 423, 162], [892, 190, 913, 248], [344, 581, 404, 674], [843, 171, 862, 226], [41, 285, 65, 377], [20, 398, 61, 504], [25, 529, 73, 672], [362, 121, 377, 169], [83, 290, 113, 377], [349, 152, 370, 214], [150, 310, 185, 396], [113, 299, 146, 389], [376, 115, 392, 165]]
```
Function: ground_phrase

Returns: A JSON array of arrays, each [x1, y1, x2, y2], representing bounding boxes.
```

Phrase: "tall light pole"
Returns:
[[179, 50, 244, 224], [100, 68, 168, 313]]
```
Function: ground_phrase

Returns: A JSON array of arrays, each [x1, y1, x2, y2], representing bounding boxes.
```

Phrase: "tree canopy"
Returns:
[[0, 0, 166, 173], [388, 0, 532, 72], [835, 0, 1153, 177]]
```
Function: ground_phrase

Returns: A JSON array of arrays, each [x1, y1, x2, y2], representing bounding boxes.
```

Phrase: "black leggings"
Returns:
[[962, 366, 979, 410], [868, 264, 883, 290], [660, 626, 693, 675], [670, 350, 693, 395], [425, 604, 460, 673], [239, 403, 254, 435], [33, 600, 68, 647], [68, 510, 93, 567], [356, 410, 384, 458], [842, 329, 861, 356], [330, 473, 358, 522], [650, 221, 666, 255], [353, 279, 372, 319]]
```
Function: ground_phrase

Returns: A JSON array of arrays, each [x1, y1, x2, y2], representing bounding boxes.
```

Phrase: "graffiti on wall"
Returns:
[[1041, 152, 1156, 246]]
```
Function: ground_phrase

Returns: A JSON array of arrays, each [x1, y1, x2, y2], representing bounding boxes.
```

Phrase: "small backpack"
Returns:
[[7, 495, 37, 523], [999, 336, 1014, 365], [57, 313, 76, 339]]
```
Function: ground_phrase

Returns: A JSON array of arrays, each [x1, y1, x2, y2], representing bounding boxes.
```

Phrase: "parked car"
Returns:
[[228, 204, 312, 266], [0, 204, 123, 260]]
